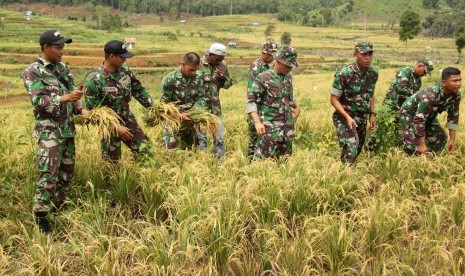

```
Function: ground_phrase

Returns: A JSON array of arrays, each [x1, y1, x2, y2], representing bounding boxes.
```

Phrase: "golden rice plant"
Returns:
[[183, 108, 220, 138], [74, 106, 121, 141], [143, 101, 182, 131]]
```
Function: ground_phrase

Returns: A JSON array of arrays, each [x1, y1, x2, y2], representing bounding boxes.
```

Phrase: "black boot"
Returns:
[[35, 212, 51, 234]]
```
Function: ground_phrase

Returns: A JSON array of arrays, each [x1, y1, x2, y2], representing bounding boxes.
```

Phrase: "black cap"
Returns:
[[104, 40, 134, 58], [39, 30, 72, 46]]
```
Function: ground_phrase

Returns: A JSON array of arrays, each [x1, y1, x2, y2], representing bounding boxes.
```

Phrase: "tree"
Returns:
[[423, 0, 439, 8], [399, 10, 420, 45], [456, 26, 465, 62], [281, 32, 292, 45]]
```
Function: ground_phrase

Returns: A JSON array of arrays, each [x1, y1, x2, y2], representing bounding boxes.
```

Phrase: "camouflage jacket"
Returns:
[[246, 69, 295, 130], [400, 83, 461, 138], [23, 56, 82, 140], [199, 58, 234, 116], [331, 62, 378, 115], [247, 57, 270, 89], [161, 67, 206, 113], [383, 66, 422, 110], [84, 64, 153, 125]]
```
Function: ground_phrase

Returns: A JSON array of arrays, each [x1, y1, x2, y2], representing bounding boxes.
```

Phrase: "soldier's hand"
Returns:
[[81, 108, 90, 116], [345, 117, 357, 130], [292, 106, 301, 121], [255, 122, 265, 136], [447, 139, 456, 153], [61, 90, 84, 104], [417, 143, 428, 154], [214, 70, 227, 81], [117, 126, 133, 141], [180, 113, 193, 124], [369, 115, 377, 131]]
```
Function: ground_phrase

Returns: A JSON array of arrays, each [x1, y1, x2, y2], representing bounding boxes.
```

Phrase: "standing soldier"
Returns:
[[24, 30, 88, 233], [246, 41, 278, 158], [161, 52, 206, 149], [198, 43, 234, 158], [84, 40, 154, 162], [246, 46, 301, 159], [366, 58, 433, 150], [399, 67, 461, 155], [330, 42, 378, 165]]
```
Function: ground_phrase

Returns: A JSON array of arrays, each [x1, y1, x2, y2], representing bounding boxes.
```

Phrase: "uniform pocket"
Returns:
[[35, 147, 50, 173]]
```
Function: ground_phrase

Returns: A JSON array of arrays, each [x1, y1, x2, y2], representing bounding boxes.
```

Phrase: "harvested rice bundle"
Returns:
[[184, 108, 220, 138], [74, 106, 121, 141], [143, 101, 182, 131]]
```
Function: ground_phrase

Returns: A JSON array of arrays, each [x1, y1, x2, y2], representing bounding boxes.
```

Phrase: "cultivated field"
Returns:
[[1, 4, 465, 275]]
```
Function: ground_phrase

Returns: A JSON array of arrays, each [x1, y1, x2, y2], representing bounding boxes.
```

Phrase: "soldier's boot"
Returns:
[[35, 212, 51, 234]]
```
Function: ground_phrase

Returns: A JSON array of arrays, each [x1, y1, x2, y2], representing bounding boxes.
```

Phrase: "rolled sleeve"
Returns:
[[445, 121, 459, 130], [246, 102, 257, 113], [331, 87, 343, 97]]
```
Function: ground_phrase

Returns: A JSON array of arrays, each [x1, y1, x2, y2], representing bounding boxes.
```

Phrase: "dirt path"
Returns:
[[0, 95, 28, 106]]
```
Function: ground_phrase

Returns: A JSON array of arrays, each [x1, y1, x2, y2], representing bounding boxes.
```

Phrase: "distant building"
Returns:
[[252, 22, 259, 27], [180, 19, 187, 23], [124, 38, 137, 49]]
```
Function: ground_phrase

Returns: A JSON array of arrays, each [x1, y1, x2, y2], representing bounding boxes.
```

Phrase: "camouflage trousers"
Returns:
[[333, 113, 367, 165], [401, 117, 447, 154], [247, 117, 258, 158], [34, 137, 75, 213], [163, 125, 200, 149], [254, 125, 293, 159], [102, 120, 150, 162]]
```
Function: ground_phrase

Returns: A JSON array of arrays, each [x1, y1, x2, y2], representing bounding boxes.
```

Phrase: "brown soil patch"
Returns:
[[0, 95, 28, 106]]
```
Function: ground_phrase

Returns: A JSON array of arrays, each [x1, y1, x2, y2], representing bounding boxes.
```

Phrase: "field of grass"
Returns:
[[1, 4, 465, 275]]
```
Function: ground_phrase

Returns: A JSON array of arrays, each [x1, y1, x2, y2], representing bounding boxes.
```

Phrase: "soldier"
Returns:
[[161, 52, 206, 149], [246, 46, 301, 159], [23, 30, 88, 233], [399, 67, 461, 155], [366, 58, 434, 151], [330, 42, 378, 165], [84, 40, 154, 162], [198, 43, 234, 157], [246, 41, 278, 158]]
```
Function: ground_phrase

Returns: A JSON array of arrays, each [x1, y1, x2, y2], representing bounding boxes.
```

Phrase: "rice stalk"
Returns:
[[143, 101, 182, 131], [74, 106, 121, 141], [183, 108, 220, 139]]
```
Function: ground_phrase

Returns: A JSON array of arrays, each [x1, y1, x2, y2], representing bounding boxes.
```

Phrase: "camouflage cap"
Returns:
[[262, 41, 278, 54], [420, 58, 434, 75], [355, 41, 374, 53], [274, 46, 298, 67]]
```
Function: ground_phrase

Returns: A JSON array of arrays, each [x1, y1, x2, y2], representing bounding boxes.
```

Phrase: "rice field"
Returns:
[[1, 5, 465, 275]]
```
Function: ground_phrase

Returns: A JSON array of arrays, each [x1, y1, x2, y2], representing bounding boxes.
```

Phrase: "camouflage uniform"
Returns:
[[161, 67, 206, 149], [399, 83, 461, 154], [331, 61, 378, 164], [198, 58, 234, 157], [85, 64, 154, 161], [246, 47, 298, 159], [247, 58, 271, 157], [24, 56, 82, 213]]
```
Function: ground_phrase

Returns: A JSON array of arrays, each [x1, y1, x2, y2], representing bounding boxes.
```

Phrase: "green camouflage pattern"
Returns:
[[247, 57, 271, 157], [331, 63, 378, 115], [161, 67, 206, 149], [383, 66, 422, 111], [84, 64, 154, 161], [355, 41, 374, 53], [399, 83, 461, 153], [34, 138, 75, 212], [333, 113, 367, 165], [24, 56, 82, 140], [422, 58, 434, 75], [199, 58, 234, 116], [246, 69, 295, 159], [24, 56, 81, 213], [274, 46, 298, 67]]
